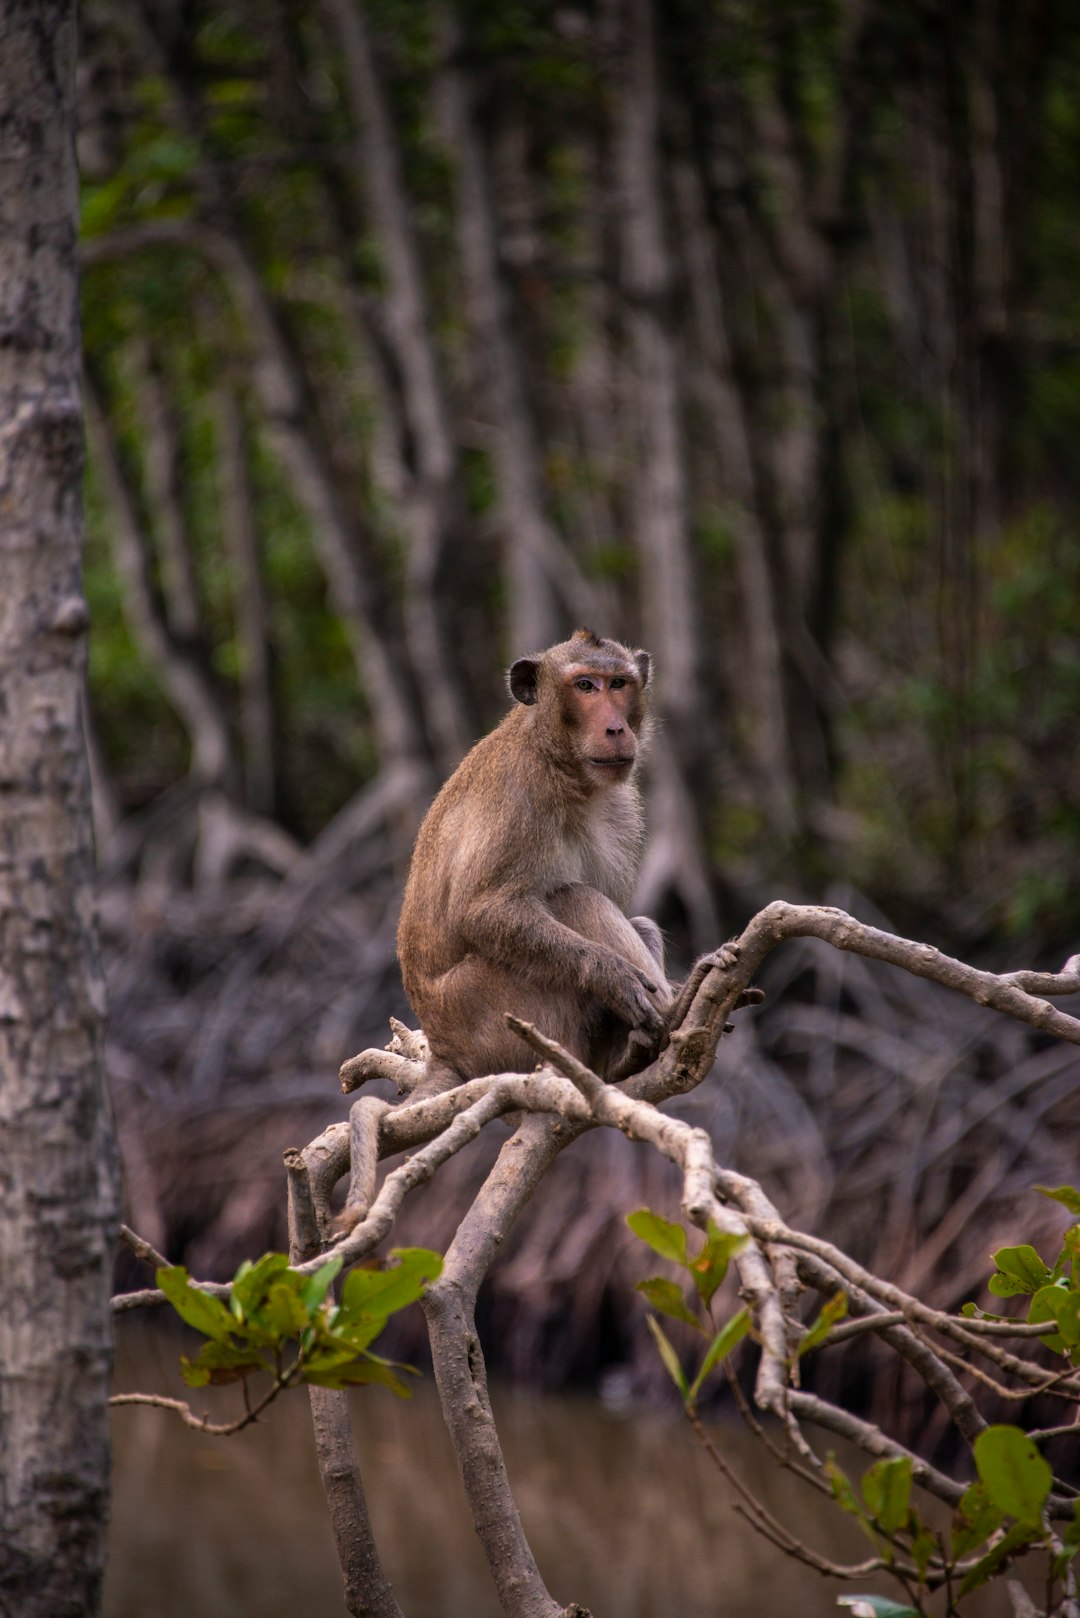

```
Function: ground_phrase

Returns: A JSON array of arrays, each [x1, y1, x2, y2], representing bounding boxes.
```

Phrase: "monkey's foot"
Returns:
[[340, 1046, 425, 1094], [695, 942, 766, 1011], [339, 1021, 431, 1093], [606, 1023, 666, 1081], [386, 1018, 430, 1061]]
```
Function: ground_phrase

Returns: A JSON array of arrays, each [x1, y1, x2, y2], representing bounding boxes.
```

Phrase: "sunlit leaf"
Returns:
[[260, 1280, 312, 1339], [951, 1480, 1005, 1558], [825, 1458, 865, 1520], [958, 1522, 1039, 1597], [635, 1277, 702, 1331], [335, 1248, 442, 1326], [1035, 1184, 1080, 1217], [322, 1317, 387, 1356], [825, 1456, 888, 1557], [230, 1253, 291, 1321], [180, 1340, 265, 1388], [1029, 1283, 1080, 1354], [974, 1425, 1053, 1528], [688, 1225, 748, 1307], [645, 1314, 689, 1402], [861, 1456, 912, 1534], [627, 1209, 688, 1268], [910, 1520, 937, 1581], [800, 1291, 848, 1356], [688, 1309, 751, 1403], [156, 1267, 237, 1342], [989, 1245, 1051, 1297], [302, 1349, 416, 1397], [301, 1257, 343, 1315], [1066, 1497, 1080, 1550]]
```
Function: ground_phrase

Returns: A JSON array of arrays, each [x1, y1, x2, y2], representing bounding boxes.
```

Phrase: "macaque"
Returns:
[[396, 629, 674, 1092]]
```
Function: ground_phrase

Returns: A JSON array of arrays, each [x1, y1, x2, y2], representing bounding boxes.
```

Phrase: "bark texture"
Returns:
[[0, 4, 120, 1614]]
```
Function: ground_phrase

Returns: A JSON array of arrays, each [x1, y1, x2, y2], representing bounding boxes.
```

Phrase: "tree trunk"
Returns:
[[0, 5, 121, 1615], [324, 0, 474, 772], [436, 7, 602, 653]]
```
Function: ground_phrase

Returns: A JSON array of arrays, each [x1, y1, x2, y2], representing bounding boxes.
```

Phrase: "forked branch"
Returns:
[[112, 904, 1080, 1618]]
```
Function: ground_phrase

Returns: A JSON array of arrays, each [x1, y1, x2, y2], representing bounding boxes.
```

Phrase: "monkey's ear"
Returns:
[[509, 658, 540, 705], [635, 650, 651, 688]]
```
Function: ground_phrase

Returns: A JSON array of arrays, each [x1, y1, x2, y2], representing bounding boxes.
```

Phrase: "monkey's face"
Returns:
[[562, 664, 645, 785], [508, 632, 653, 788]]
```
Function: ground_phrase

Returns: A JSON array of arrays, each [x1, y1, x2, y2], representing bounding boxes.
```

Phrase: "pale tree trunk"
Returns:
[[83, 368, 233, 787], [609, 0, 697, 736], [607, 0, 720, 948], [436, 8, 602, 653], [669, 146, 799, 841], [127, 0, 429, 785], [323, 0, 473, 772], [0, 4, 121, 1615], [214, 380, 277, 817]]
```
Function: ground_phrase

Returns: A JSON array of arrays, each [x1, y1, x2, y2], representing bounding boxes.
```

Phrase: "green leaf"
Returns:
[[260, 1280, 312, 1340], [335, 1248, 442, 1326], [688, 1225, 748, 1308], [322, 1317, 387, 1356], [861, 1456, 912, 1534], [627, 1209, 688, 1268], [1036, 1184, 1080, 1217], [958, 1521, 1039, 1597], [910, 1520, 937, 1581], [645, 1314, 689, 1403], [180, 1340, 266, 1388], [973, 1425, 1053, 1527], [1066, 1497, 1080, 1550], [635, 1277, 702, 1331], [1029, 1283, 1080, 1352], [951, 1480, 1005, 1558], [156, 1268, 237, 1342], [800, 1292, 848, 1356], [826, 1456, 892, 1559], [837, 1598, 920, 1617], [301, 1257, 343, 1314], [230, 1253, 291, 1321], [302, 1348, 417, 1396], [688, 1309, 751, 1402], [989, 1245, 1052, 1297], [825, 1458, 867, 1522], [987, 1273, 1029, 1298]]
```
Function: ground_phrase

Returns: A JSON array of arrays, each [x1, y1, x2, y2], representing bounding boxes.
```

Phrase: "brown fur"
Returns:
[[397, 630, 673, 1090]]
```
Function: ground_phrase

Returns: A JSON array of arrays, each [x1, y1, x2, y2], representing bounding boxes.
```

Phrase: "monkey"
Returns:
[[396, 628, 675, 1093]]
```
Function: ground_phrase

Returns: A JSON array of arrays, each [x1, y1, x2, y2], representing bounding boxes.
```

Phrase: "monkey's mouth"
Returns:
[[589, 756, 634, 768]]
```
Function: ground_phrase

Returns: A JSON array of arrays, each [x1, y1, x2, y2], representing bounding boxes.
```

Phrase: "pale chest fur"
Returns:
[[544, 784, 643, 910]]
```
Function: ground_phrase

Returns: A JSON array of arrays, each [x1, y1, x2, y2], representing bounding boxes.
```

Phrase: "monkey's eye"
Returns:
[[574, 677, 596, 692], [609, 677, 626, 690]]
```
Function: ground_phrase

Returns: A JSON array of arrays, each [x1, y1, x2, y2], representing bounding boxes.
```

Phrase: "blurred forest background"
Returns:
[[83, 0, 1080, 1415]]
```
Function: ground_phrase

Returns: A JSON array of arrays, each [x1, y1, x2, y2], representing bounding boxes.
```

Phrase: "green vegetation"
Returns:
[[155, 1247, 442, 1425], [631, 1190, 1080, 1615]]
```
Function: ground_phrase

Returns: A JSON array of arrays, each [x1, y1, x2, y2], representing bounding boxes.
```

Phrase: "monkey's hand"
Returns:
[[591, 955, 666, 1036]]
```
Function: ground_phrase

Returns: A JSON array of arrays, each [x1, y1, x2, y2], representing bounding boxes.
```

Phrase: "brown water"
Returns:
[[105, 1322, 1007, 1618]]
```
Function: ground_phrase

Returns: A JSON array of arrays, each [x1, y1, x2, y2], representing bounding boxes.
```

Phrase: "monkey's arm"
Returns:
[[457, 887, 665, 1035]]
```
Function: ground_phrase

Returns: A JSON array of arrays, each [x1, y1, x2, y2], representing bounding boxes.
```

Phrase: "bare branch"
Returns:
[[119, 1223, 169, 1272]]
